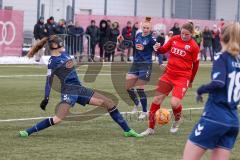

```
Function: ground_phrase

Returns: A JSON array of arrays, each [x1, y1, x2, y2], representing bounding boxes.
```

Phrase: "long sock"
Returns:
[[148, 103, 160, 129], [109, 106, 131, 132], [127, 88, 139, 106], [137, 89, 147, 112], [26, 117, 55, 135], [172, 104, 182, 121]]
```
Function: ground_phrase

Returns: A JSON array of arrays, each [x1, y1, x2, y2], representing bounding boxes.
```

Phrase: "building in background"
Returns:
[[0, 0, 240, 32]]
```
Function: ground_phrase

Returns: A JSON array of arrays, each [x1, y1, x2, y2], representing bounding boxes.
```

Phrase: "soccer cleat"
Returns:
[[19, 131, 29, 137], [131, 104, 141, 114], [170, 118, 183, 133], [138, 112, 148, 120], [124, 129, 143, 138], [140, 128, 155, 137]]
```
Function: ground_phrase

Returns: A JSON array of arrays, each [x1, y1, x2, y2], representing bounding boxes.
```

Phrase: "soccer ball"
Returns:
[[155, 108, 171, 125]]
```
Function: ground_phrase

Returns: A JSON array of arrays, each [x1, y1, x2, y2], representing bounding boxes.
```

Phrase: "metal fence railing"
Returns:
[[57, 33, 91, 60]]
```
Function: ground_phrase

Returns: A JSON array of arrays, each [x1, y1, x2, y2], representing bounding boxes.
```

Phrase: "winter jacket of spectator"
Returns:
[[132, 26, 138, 39], [45, 20, 58, 36], [86, 25, 100, 45], [99, 20, 111, 47], [109, 28, 120, 43], [33, 19, 47, 40], [55, 24, 66, 35], [122, 26, 133, 41], [65, 24, 75, 48], [170, 26, 181, 36], [70, 26, 84, 35], [156, 34, 165, 46], [212, 30, 221, 51], [202, 31, 212, 47]]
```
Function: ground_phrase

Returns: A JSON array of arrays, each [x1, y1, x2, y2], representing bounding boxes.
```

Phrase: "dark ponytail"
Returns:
[[27, 37, 48, 58]]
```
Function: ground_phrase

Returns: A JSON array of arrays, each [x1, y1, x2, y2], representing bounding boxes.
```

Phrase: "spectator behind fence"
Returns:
[[193, 25, 202, 47], [122, 21, 133, 61], [99, 20, 110, 62], [66, 20, 74, 55], [202, 26, 213, 61], [107, 21, 120, 62], [86, 20, 100, 62], [55, 19, 66, 35], [45, 16, 57, 36], [212, 24, 221, 55], [33, 16, 47, 62], [69, 21, 84, 61], [107, 19, 112, 28], [44, 16, 57, 55], [170, 22, 181, 36]]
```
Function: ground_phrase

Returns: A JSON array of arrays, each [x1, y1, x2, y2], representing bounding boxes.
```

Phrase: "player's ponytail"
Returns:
[[27, 37, 48, 58], [145, 17, 152, 23], [221, 22, 240, 56]]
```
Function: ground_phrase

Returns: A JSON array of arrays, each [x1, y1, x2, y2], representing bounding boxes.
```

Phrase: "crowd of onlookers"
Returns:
[[33, 16, 224, 62]]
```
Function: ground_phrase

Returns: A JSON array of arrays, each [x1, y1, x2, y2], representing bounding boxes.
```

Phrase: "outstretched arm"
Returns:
[[156, 37, 173, 54], [197, 80, 225, 95], [196, 54, 226, 103], [40, 70, 52, 111], [44, 75, 52, 99]]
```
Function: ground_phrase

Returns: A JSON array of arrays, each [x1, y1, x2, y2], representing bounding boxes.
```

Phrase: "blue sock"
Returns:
[[109, 106, 131, 132], [26, 118, 54, 135], [127, 88, 139, 106], [137, 89, 147, 112]]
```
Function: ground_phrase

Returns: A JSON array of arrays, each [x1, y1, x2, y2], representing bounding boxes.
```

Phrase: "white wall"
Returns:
[[215, 0, 238, 20], [2, 0, 37, 31], [41, 0, 71, 22], [137, 0, 163, 17], [2, 0, 73, 31], [164, 0, 172, 18], [107, 0, 134, 16], [75, 0, 105, 15]]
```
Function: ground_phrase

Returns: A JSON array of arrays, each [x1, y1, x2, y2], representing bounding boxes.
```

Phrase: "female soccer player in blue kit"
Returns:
[[183, 23, 240, 160], [19, 35, 142, 138], [125, 17, 156, 119]]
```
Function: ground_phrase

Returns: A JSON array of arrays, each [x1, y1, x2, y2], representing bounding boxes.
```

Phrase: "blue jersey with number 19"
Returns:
[[203, 52, 240, 126]]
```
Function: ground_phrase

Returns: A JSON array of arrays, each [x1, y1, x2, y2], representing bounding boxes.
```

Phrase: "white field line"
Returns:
[[0, 63, 213, 67], [0, 107, 204, 122], [0, 73, 124, 78]]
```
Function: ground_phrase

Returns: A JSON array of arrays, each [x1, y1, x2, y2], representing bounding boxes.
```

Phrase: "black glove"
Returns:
[[196, 94, 203, 103], [40, 98, 49, 111]]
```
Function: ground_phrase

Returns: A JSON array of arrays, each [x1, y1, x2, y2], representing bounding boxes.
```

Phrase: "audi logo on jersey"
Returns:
[[0, 21, 16, 45], [171, 47, 186, 56]]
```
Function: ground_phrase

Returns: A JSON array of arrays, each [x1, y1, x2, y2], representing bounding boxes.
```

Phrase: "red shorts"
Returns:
[[156, 73, 190, 100]]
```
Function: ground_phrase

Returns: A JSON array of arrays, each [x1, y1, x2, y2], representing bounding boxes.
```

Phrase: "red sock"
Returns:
[[148, 102, 160, 129], [172, 104, 182, 121]]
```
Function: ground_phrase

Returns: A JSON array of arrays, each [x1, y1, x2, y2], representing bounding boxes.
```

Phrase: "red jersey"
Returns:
[[157, 35, 200, 79]]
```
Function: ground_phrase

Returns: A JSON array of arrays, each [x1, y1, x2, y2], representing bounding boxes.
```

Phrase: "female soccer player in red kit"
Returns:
[[141, 22, 200, 136]]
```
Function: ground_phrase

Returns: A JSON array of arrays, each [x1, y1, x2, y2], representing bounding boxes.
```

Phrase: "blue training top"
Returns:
[[44, 52, 81, 98], [198, 52, 240, 126], [133, 33, 156, 63]]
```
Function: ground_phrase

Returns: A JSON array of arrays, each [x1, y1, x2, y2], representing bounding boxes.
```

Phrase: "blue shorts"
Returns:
[[61, 86, 94, 107], [189, 118, 239, 150], [128, 62, 152, 81]]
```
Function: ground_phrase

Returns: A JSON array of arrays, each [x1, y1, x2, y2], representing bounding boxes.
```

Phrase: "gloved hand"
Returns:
[[196, 94, 203, 103], [40, 98, 49, 111]]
